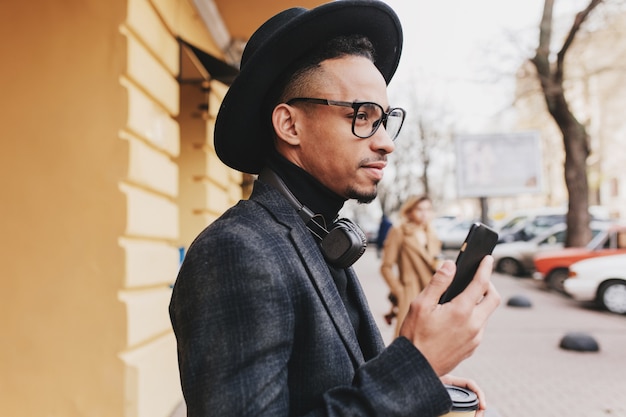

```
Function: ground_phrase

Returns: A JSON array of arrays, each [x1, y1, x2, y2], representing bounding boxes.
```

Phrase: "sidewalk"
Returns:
[[354, 247, 626, 417]]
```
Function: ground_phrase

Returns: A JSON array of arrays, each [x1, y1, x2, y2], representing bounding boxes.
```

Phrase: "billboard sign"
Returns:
[[455, 131, 543, 198]]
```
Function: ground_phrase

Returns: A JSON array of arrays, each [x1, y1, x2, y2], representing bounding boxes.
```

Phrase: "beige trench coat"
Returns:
[[380, 222, 442, 337]]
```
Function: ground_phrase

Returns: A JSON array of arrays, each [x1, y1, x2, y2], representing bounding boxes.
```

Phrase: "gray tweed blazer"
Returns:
[[169, 180, 451, 416]]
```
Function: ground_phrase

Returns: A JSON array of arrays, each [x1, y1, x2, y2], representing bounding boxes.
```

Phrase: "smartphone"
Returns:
[[439, 222, 499, 304]]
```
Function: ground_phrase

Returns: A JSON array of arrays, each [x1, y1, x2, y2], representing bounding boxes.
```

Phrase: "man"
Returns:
[[169, 1, 501, 416]]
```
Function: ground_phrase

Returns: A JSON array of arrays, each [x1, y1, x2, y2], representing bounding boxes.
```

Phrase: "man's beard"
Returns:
[[346, 183, 378, 204]]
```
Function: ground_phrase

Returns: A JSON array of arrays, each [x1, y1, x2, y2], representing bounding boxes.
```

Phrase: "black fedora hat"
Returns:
[[214, 0, 403, 174]]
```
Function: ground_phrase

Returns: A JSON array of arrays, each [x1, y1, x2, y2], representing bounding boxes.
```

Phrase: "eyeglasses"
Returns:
[[286, 97, 406, 141]]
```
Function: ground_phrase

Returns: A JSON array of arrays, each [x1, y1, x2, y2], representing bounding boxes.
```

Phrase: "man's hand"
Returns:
[[399, 256, 500, 376]]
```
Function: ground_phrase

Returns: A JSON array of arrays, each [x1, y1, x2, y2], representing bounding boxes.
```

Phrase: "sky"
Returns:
[[382, 0, 590, 133]]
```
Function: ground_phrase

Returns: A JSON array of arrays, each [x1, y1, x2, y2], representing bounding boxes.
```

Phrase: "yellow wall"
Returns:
[[0, 0, 242, 416], [0, 1, 130, 415]]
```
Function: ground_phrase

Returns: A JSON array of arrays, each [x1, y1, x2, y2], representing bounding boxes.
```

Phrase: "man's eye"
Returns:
[[355, 112, 369, 121]]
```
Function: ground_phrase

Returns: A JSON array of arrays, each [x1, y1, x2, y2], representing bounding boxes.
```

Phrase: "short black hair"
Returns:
[[263, 35, 376, 119], [279, 35, 376, 101]]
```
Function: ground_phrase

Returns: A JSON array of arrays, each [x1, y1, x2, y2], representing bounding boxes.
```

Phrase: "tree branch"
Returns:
[[556, 0, 604, 79]]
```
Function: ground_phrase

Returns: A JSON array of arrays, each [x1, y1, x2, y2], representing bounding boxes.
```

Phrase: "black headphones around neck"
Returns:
[[258, 168, 367, 268]]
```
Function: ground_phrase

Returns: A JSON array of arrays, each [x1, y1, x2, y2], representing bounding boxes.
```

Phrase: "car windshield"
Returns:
[[499, 216, 526, 232], [524, 214, 565, 236], [540, 224, 604, 247], [587, 227, 624, 250], [539, 229, 566, 245]]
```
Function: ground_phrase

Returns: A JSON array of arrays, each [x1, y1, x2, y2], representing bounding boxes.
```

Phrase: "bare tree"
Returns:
[[530, 0, 604, 247]]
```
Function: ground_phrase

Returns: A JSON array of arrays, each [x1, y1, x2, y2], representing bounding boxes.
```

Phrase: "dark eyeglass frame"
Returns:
[[286, 97, 406, 141]]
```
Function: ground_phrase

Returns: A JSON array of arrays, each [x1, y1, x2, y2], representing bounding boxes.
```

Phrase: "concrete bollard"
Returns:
[[506, 295, 532, 308], [559, 332, 600, 352]]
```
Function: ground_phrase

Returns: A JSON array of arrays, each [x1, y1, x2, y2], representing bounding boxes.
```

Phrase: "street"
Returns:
[[354, 247, 626, 417]]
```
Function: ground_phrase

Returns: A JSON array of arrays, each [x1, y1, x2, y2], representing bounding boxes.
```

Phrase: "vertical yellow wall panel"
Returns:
[[210, 154, 235, 188], [205, 181, 232, 214], [230, 176, 246, 202], [125, 34, 180, 116], [119, 0, 191, 414], [207, 81, 228, 124], [119, 238, 180, 287], [183, 214, 215, 247], [120, 183, 179, 239], [151, 0, 223, 56], [207, 151, 234, 184], [124, 81, 180, 156], [120, 334, 182, 417], [177, 82, 212, 247], [126, 0, 179, 75], [123, 132, 179, 197], [181, 141, 212, 182], [119, 288, 174, 347]]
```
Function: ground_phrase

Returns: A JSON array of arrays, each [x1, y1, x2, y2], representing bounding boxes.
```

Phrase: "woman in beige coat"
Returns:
[[380, 196, 443, 337]]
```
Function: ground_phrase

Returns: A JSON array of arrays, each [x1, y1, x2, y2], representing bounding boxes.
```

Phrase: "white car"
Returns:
[[492, 223, 568, 276], [565, 254, 626, 314]]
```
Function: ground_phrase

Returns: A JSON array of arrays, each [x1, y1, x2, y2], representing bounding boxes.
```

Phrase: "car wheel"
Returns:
[[598, 281, 626, 314], [497, 257, 523, 276], [547, 268, 569, 293]]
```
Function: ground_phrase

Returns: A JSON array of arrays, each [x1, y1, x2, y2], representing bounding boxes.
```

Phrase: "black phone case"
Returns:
[[439, 222, 499, 304]]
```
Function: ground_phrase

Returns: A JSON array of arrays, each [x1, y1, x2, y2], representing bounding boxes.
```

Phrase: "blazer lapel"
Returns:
[[345, 267, 386, 359], [290, 227, 366, 366]]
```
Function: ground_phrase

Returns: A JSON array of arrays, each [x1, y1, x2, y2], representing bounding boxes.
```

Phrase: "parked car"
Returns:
[[492, 222, 608, 277], [438, 219, 479, 250], [496, 206, 611, 243], [496, 207, 566, 243], [565, 254, 626, 314], [533, 224, 626, 293], [432, 215, 459, 238]]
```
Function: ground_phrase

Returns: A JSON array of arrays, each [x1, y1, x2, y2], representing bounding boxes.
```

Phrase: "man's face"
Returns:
[[276, 56, 395, 203]]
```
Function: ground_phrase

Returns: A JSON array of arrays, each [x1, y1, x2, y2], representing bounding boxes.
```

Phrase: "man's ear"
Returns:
[[272, 103, 300, 146]]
